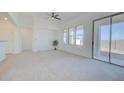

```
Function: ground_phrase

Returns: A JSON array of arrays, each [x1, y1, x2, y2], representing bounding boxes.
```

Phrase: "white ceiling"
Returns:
[[16, 12, 117, 23], [56, 12, 117, 22], [0, 12, 15, 25], [31, 12, 83, 22], [0, 12, 118, 26], [33, 12, 117, 19]]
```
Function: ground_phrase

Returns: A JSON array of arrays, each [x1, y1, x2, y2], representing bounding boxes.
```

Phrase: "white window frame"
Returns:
[[69, 27, 75, 45], [63, 29, 69, 44], [75, 25, 84, 46]]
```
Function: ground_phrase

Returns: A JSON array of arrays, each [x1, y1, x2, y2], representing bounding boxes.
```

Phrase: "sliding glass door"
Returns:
[[93, 13, 124, 67], [111, 14, 124, 66], [94, 18, 110, 62]]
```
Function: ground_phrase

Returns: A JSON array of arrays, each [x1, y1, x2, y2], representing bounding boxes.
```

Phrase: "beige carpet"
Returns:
[[0, 50, 124, 81]]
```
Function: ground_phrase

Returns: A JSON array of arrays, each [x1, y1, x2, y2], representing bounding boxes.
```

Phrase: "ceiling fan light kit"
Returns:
[[49, 12, 61, 21]]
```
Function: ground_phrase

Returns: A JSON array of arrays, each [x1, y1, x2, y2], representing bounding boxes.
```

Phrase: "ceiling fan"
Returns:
[[48, 12, 61, 21]]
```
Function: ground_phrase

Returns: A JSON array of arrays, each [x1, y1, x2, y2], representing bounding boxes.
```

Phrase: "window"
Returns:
[[111, 14, 124, 66], [69, 28, 75, 45], [93, 13, 124, 67], [63, 29, 68, 44], [100, 24, 110, 52], [63, 25, 84, 46], [76, 25, 84, 46], [93, 18, 110, 62]]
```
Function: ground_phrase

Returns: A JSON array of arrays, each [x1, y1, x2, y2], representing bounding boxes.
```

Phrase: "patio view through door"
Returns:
[[93, 13, 124, 67], [111, 14, 124, 66], [93, 17, 110, 62]]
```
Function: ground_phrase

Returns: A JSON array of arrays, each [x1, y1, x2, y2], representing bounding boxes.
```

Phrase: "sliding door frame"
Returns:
[[92, 12, 124, 67]]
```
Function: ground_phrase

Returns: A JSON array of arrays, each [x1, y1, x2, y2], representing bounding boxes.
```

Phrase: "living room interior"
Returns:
[[0, 12, 124, 80]]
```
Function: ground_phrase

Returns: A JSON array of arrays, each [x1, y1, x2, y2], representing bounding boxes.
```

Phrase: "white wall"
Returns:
[[58, 13, 117, 58], [58, 17, 93, 58], [20, 27, 33, 51], [7, 13, 59, 53], [0, 42, 6, 62], [0, 21, 16, 54], [32, 17, 59, 52]]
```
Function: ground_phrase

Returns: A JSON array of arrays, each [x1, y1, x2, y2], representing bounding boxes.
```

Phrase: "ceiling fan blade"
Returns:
[[47, 12, 61, 21], [55, 14, 59, 17], [55, 17, 61, 20]]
